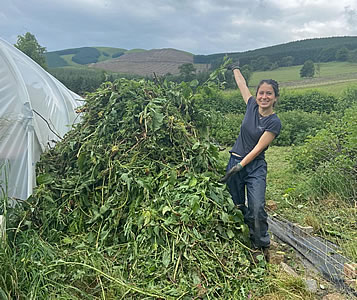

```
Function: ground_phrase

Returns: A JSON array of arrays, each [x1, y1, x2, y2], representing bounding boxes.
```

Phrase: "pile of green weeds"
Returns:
[[2, 78, 268, 299]]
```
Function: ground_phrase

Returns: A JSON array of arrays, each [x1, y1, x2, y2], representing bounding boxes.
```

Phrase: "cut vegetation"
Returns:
[[2, 36, 356, 299]]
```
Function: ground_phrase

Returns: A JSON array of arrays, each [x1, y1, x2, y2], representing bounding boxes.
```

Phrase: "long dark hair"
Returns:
[[255, 79, 279, 97]]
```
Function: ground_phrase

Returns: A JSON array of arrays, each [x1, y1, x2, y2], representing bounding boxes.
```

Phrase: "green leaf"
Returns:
[[100, 203, 110, 215], [189, 176, 197, 187], [162, 249, 171, 267], [192, 272, 201, 284], [120, 173, 132, 190], [0, 288, 8, 300], [36, 173, 54, 185], [192, 142, 200, 150], [169, 169, 177, 184], [190, 79, 199, 87], [227, 229, 234, 239], [221, 211, 229, 223], [62, 237, 74, 245], [143, 210, 151, 226], [162, 206, 171, 216], [77, 152, 87, 172]]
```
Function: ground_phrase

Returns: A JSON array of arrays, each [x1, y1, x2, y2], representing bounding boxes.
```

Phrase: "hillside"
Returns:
[[45, 46, 146, 68], [243, 61, 357, 98], [45, 36, 357, 77], [89, 48, 209, 76], [195, 36, 357, 67]]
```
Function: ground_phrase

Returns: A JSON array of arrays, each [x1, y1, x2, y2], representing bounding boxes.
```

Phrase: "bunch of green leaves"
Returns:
[[274, 110, 331, 146], [5, 78, 270, 298], [209, 112, 244, 146]]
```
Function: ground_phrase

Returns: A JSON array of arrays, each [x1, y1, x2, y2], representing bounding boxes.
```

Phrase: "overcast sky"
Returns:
[[1, 0, 357, 55]]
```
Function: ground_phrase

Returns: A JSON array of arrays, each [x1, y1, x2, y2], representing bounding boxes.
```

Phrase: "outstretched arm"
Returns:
[[239, 131, 276, 167], [219, 131, 276, 183], [233, 68, 252, 104]]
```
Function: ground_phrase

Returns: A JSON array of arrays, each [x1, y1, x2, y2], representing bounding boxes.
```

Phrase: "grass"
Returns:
[[250, 61, 357, 85], [265, 146, 357, 261], [249, 61, 357, 96], [61, 54, 82, 67], [95, 47, 127, 55], [220, 145, 356, 261], [286, 81, 357, 96]]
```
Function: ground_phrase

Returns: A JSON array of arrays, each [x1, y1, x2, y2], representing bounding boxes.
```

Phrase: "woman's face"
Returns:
[[256, 83, 277, 109]]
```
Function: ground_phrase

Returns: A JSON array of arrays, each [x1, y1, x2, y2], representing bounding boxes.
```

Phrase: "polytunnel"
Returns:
[[0, 37, 82, 201]]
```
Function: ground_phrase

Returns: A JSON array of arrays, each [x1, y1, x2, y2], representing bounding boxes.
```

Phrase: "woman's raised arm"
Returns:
[[232, 68, 252, 104]]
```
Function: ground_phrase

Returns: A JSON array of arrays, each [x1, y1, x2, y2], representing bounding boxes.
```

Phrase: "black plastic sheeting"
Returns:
[[268, 214, 357, 298]]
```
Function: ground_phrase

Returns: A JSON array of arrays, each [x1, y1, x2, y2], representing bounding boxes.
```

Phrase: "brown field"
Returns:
[[89, 48, 209, 76]]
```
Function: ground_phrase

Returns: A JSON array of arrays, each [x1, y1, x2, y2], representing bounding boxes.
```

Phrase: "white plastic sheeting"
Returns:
[[0, 38, 82, 200]]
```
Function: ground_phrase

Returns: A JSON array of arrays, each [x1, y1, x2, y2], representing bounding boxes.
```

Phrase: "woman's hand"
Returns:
[[219, 162, 243, 183], [227, 61, 240, 71]]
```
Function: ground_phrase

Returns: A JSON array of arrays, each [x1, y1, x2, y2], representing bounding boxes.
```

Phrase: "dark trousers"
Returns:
[[226, 154, 270, 249]]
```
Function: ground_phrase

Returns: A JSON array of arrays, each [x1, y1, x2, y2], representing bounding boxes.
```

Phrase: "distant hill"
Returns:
[[89, 48, 209, 76], [45, 36, 357, 76], [195, 36, 357, 68], [45, 46, 146, 68]]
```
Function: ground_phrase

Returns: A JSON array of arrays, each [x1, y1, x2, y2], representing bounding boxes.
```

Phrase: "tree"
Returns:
[[336, 47, 349, 61], [14, 32, 47, 69], [178, 63, 196, 81], [270, 62, 279, 70], [348, 49, 357, 63], [315, 62, 321, 77], [279, 56, 294, 67], [300, 60, 315, 78], [256, 56, 271, 71], [240, 65, 252, 84], [317, 47, 337, 62]]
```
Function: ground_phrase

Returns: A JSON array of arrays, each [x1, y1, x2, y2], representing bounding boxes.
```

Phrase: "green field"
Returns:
[[61, 54, 82, 66], [249, 61, 357, 96]]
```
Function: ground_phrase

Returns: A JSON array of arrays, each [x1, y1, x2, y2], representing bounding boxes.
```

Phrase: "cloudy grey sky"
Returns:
[[1, 0, 357, 55]]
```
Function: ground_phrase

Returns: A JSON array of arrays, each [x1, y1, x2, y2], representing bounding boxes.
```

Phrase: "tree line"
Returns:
[[12, 32, 357, 94], [194, 36, 357, 69]]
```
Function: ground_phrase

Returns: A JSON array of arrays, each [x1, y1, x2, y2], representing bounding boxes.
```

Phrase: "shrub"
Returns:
[[277, 90, 337, 114], [209, 112, 244, 146], [290, 104, 357, 203], [290, 127, 340, 171], [274, 110, 330, 146], [193, 88, 246, 115], [335, 86, 357, 114], [310, 157, 355, 200]]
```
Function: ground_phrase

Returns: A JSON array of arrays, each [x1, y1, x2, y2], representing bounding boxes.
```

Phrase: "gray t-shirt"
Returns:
[[230, 96, 281, 160]]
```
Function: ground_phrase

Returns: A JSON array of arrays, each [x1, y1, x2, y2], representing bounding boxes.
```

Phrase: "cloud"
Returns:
[[1, 0, 357, 54]]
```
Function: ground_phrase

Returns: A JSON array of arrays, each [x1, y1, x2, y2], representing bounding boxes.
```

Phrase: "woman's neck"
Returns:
[[259, 107, 274, 117]]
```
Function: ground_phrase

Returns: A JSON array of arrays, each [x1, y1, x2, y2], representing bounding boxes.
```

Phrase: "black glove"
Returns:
[[227, 61, 240, 71], [219, 163, 243, 183]]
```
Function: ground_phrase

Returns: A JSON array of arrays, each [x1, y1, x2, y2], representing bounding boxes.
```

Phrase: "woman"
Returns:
[[221, 63, 281, 261]]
